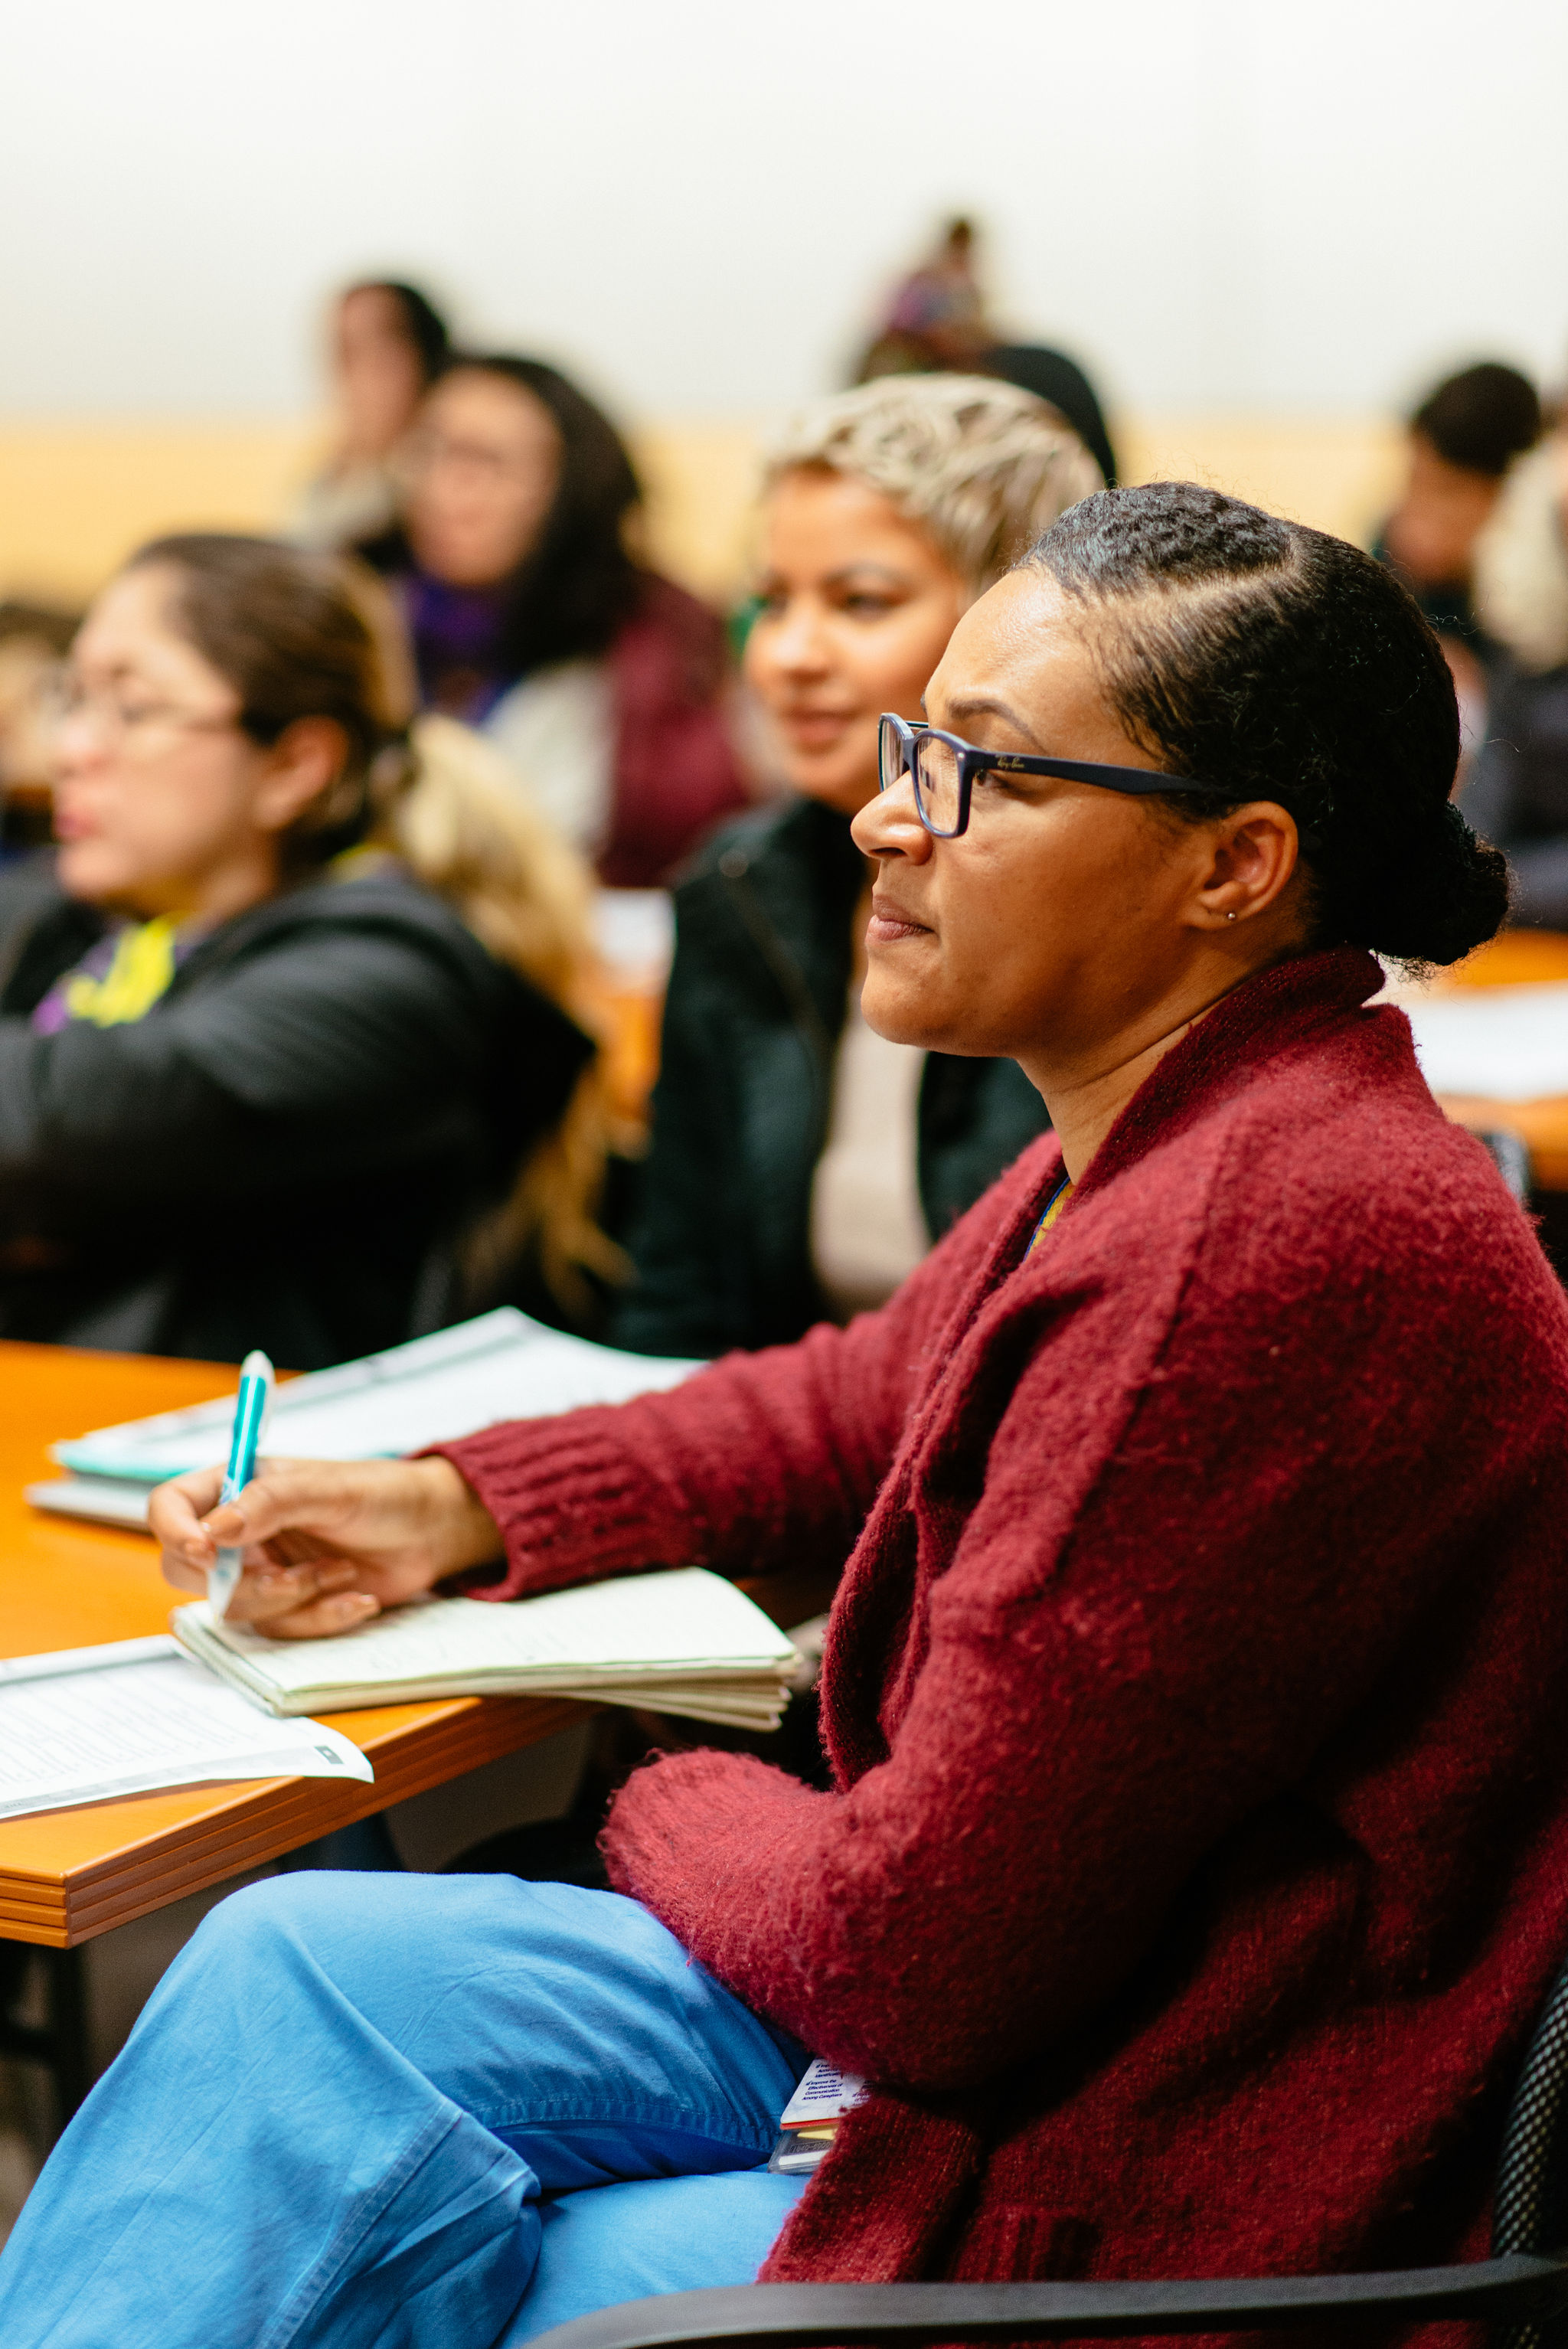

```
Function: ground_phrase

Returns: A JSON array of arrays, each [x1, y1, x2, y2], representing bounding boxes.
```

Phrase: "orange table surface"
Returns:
[[0, 1342, 581, 1948]]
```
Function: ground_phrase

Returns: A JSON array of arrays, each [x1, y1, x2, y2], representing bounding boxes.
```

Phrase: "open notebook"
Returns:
[[172, 1568, 799, 1731]]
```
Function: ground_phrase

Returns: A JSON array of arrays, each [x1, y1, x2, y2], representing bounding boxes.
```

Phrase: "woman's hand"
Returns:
[[150, 1455, 503, 1639]]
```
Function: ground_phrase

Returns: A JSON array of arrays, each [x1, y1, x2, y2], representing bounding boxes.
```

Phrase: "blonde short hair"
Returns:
[[764, 375, 1103, 592]]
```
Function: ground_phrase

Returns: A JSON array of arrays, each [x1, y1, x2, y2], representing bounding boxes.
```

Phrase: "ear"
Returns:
[[250, 719, 352, 835], [1185, 802, 1304, 932]]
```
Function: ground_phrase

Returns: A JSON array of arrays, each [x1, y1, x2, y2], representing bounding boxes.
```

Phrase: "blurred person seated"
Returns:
[[854, 218, 1117, 487], [1377, 361, 1540, 658], [1466, 418, 1568, 924], [0, 600, 79, 851], [0, 534, 613, 1367], [985, 344, 1118, 489], [289, 279, 451, 550], [358, 354, 747, 887], [857, 215, 995, 378], [612, 375, 1101, 1358]]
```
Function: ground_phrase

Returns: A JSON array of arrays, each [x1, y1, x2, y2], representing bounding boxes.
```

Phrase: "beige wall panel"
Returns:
[[0, 424, 323, 606], [0, 415, 1408, 615]]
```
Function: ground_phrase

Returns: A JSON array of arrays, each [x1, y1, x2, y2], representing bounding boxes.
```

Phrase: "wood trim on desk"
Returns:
[[0, 1694, 586, 1948]]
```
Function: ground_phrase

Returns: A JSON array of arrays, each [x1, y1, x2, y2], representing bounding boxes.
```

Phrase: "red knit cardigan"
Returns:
[[442, 947, 1568, 2336]]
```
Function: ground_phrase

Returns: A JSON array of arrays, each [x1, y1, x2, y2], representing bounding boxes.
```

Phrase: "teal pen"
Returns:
[[208, 1351, 274, 1623]]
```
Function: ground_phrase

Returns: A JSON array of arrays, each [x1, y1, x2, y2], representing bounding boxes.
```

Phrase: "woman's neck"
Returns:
[[1034, 1012, 1204, 1183], [119, 847, 283, 932]]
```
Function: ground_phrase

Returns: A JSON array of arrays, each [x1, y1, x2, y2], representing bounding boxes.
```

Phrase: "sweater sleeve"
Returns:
[[598, 1156, 1534, 2091], [435, 1158, 1034, 1599]]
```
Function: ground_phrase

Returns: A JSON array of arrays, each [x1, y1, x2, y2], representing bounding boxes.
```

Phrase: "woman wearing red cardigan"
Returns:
[[6, 482, 1565, 2349]]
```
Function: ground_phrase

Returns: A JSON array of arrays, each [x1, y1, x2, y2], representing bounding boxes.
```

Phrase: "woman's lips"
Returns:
[[778, 709, 854, 750], [867, 896, 932, 943]]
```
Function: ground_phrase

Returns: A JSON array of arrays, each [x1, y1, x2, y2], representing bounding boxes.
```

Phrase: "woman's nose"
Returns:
[[52, 709, 107, 780], [851, 773, 933, 862], [760, 601, 833, 679]]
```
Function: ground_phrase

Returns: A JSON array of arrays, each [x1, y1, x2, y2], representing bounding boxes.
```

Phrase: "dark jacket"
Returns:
[[0, 858, 592, 1367], [611, 796, 1049, 1357], [1463, 658, 1568, 924]]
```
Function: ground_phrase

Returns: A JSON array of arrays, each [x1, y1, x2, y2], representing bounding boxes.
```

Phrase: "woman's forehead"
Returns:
[[932, 570, 1089, 708], [761, 469, 956, 581], [75, 570, 230, 695], [428, 370, 559, 449]]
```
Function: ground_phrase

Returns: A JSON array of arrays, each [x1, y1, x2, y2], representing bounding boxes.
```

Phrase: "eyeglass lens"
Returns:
[[909, 733, 963, 832]]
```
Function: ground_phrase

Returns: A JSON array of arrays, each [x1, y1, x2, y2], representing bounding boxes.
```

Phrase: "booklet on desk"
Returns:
[[0, 1635, 372, 1820], [33, 1309, 702, 1524], [172, 1567, 799, 1732]]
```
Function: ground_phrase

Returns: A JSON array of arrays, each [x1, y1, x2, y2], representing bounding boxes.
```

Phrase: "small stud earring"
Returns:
[[1226, 910, 1237, 922]]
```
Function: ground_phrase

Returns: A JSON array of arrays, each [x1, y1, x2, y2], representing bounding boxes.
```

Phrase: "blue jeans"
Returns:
[[0, 1874, 809, 2348]]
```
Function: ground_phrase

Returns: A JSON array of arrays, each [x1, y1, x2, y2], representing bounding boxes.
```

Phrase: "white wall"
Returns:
[[2, 0, 1565, 423]]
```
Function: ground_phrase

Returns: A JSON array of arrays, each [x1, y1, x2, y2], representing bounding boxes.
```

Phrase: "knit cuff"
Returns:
[[427, 1406, 697, 1602]]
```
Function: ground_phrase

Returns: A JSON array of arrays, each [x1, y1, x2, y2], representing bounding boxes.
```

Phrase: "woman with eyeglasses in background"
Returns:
[[8, 481, 1566, 2349], [0, 532, 609, 1366], [612, 374, 1101, 1357], [358, 354, 748, 887]]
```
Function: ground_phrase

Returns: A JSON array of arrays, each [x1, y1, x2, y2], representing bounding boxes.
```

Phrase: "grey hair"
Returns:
[[763, 374, 1104, 592]]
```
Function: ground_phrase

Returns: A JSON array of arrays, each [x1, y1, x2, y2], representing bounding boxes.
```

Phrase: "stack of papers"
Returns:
[[173, 1567, 799, 1731], [0, 1637, 371, 1821], [28, 1308, 701, 1527]]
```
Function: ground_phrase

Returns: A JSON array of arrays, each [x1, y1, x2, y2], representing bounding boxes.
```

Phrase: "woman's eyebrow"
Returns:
[[939, 691, 1046, 750], [819, 564, 912, 590]]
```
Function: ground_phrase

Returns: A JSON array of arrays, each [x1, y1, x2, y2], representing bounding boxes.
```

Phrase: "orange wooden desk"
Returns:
[[0, 1343, 581, 1949], [1429, 931, 1568, 1189]]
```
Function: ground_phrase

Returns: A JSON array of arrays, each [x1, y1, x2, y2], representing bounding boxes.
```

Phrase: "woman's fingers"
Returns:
[[151, 1454, 494, 1624], [235, 1588, 381, 1641], [221, 1559, 361, 1628], [198, 1459, 360, 1551], [149, 1467, 227, 1562]]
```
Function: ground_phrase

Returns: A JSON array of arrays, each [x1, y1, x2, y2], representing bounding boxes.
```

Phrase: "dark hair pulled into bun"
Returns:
[[1025, 482, 1511, 967]]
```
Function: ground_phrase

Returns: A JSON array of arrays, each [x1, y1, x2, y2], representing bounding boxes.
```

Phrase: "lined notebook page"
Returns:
[[186, 1570, 795, 1700]]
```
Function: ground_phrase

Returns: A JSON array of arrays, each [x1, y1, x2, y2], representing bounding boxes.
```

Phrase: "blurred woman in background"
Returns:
[[1377, 361, 1540, 658], [613, 374, 1100, 1357], [0, 533, 612, 1367], [290, 280, 451, 550], [359, 354, 747, 886]]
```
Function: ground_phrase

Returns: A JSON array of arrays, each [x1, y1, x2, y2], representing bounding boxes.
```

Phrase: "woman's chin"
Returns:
[[54, 842, 122, 904], [860, 969, 939, 1049]]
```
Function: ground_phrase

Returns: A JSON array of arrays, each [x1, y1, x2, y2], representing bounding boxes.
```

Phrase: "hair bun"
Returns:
[[1355, 800, 1511, 968]]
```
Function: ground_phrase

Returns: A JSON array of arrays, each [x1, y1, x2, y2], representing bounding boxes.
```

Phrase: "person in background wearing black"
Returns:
[[854, 217, 1119, 492], [290, 280, 451, 551], [357, 354, 747, 887], [612, 374, 1100, 1359], [0, 534, 609, 1367]]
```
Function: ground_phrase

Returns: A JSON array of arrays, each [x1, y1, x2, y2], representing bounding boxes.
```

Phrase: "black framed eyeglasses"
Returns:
[[877, 713, 1238, 840]]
